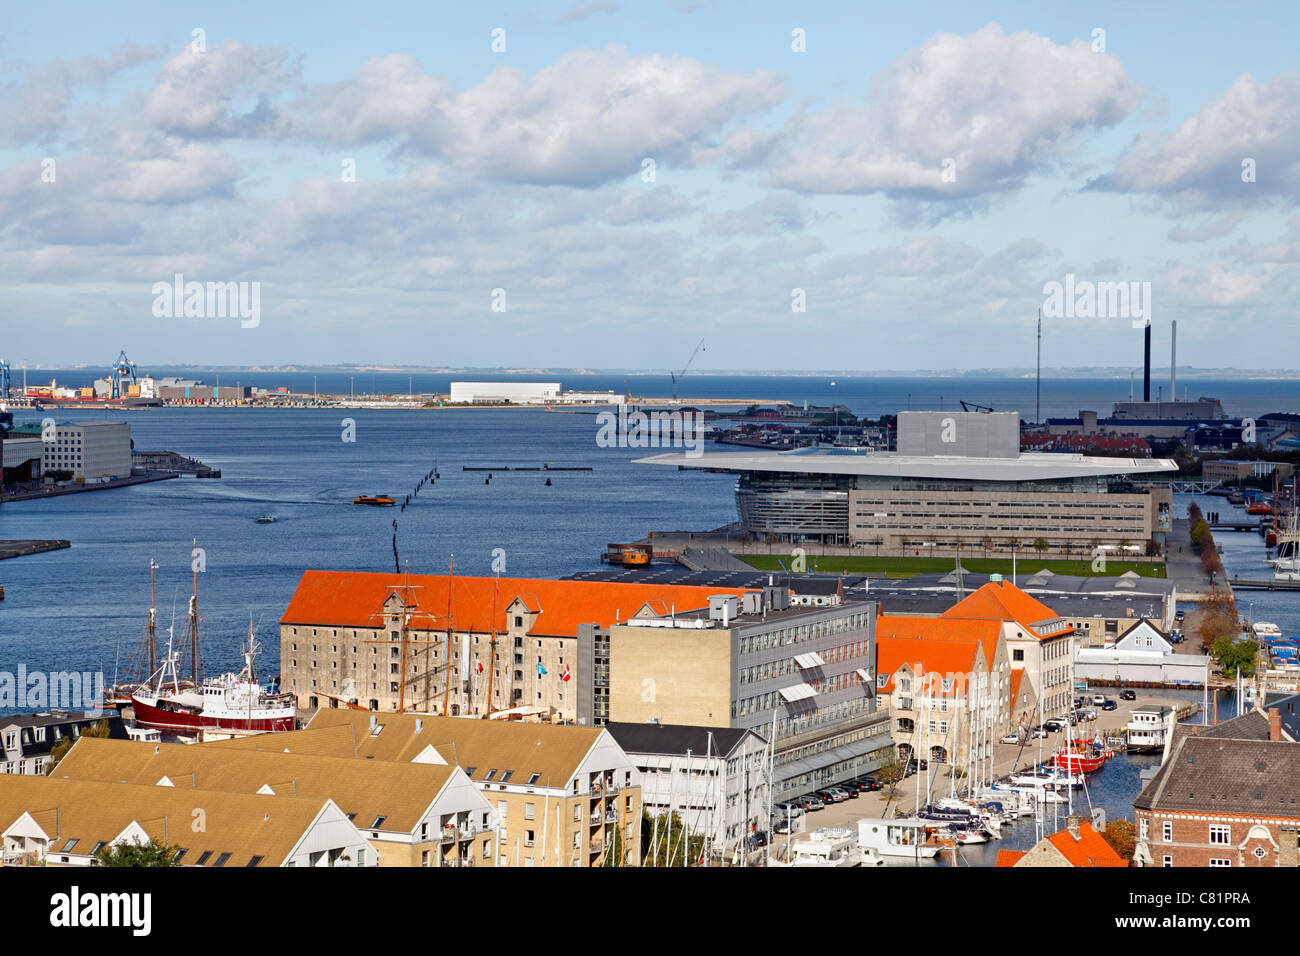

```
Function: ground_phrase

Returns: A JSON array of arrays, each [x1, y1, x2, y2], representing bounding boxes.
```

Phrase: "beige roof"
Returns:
[[53, 735, 461, 833], [0, 773, 335, 866], [213, 710, 605, 787]]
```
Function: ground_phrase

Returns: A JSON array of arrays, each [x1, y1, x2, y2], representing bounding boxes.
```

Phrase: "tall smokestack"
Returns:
[[1143, 322, 1151, 402], [1170, 320, 1177, 402]]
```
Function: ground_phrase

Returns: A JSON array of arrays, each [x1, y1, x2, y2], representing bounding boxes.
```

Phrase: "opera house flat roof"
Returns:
[[636, 449, 1178, 482]]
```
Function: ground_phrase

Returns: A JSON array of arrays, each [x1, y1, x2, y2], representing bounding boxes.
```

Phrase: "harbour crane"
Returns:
[[110, 350, 138, 399], [670, 338, 705, 402]]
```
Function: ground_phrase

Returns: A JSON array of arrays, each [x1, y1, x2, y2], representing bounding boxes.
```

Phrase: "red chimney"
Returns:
[[1269, 708, 1282, 741]]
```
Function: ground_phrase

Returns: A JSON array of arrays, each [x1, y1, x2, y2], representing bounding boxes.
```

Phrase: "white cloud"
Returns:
[[1102, 72, 1300, 203], [144, 40, 300, 138], [762, 24, 1137, 205]]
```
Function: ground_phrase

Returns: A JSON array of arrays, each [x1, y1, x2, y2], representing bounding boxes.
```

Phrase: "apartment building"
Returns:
[[604, 588, 892, 803], [605, 721, 769, 859], [52, 734, 495, 867], [279, 570, 746, 720], [213, 709, 644, 867], [1, 711, 123, 776], [1134, 697, 1300, 868], [0, 774, 374, 867]]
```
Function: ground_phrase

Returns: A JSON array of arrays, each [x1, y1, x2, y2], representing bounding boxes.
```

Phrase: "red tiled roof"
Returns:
[[1045, 822, 1127, 867], [875, 636, 982, 695], [280, 571, 748, 637], [995, 850, 1026, 867], [878, 615, 1002, 666], [941, 580, 1073, 639]]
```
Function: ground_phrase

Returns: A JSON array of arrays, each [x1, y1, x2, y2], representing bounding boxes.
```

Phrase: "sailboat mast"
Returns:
[[189, 538, 200, 684], [148, 559, 157, 675], [443, 555, 454, 715], [486, 575, 499, 717]]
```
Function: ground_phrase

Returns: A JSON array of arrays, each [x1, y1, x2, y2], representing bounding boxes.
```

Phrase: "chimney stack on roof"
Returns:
[[1066, 815, 1082, 841], [1269, 708, 1282, 742]]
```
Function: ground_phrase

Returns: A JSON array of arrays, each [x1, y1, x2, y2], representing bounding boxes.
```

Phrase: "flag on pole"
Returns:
[[476, 660, 484, 674], [149, 558, 159, 569], [561, 665, 571, 682], [536, 661, 548, 677]]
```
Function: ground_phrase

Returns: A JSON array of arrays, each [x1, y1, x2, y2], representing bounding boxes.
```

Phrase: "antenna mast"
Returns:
[[1035, 308, 1042, 425]]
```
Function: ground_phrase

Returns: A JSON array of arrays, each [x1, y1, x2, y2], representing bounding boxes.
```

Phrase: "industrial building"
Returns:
[[601, 587, 891, 803], [447, 381, 619, 404], [14, 421, 134, 482], [638, 410, 1176, 558]]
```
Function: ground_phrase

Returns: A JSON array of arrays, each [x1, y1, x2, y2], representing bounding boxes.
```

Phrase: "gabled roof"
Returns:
[[604, 722, 760, 759], [0, 773, 342, 866], [941, 580, 1073, 639], [280, 571, 746, 637], [1044, 822, 1126, 867], [875, 636, 983, 696], [51, 736, 468, 834], [994, 849, 1026, 867], [877, 615, 1003, 667], [211, 710, 615, 789]]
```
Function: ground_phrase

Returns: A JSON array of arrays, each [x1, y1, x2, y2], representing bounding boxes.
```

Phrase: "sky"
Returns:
[[1, 1, 1298, 371]]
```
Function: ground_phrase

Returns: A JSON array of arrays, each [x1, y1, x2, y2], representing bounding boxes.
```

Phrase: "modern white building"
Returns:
[[605, 721, 770, 859], [42, 421, 132, 481], [449, 382, 561, 404]]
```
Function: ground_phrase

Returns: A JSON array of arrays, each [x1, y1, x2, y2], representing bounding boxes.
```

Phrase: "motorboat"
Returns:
[[254, 515, 277, 524], [780, 828, 862, 867]]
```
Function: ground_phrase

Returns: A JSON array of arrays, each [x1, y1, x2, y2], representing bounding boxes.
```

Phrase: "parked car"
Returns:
[[904, 758, 928, 775], [840, 779, 869, 795], [1092, 694, 1107, 706], [1177, 609, 1186, 621], [860, 776, 883, 792], [773, 802, 804, 819], [1102, 699, 1119, 711], [1083, 708, 1099, 720], [1029, 727, 1049, 739], [801, 795, 825, 812], [1043, 719, 1066, 732], [748, 830, 769, 848], [815, 788, 846, 804], [999, 732, 1022, 744], [1120, 689, 1137, 701], [773, 817, 796, 834], [1073, 697, 1085, 710]]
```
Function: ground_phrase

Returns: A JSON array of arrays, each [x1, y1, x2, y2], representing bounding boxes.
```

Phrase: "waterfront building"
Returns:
[[449, 382, 560, 404], [605, 721, 769, 858], [995, 816, 1126, 867], [602, 589, 891, 803], [0, 712, 124, 776], [1134, 696, 1300, 867], [938, 580, 1076, 718], [638, 410, 1176, 558], [211, 709, 644, 867], [1074, 619, 1209, 687], [32, 421, 132, 481], [0, 774, 374, 867], [1201, 459, 1295, 485], [278, 570, 747, 720], [874, 615, 1016, 768], [53, 735, 495, 867]]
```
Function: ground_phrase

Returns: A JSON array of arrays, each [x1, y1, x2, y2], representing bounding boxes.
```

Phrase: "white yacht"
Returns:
[[781, 828, 862, 867]]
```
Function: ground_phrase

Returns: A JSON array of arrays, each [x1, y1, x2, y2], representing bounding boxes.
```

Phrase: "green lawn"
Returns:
[[737, 554, 1167, 579]]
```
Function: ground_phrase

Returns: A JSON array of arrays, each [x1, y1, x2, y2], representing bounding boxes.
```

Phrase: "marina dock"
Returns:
[[0, 539, 71, 560]]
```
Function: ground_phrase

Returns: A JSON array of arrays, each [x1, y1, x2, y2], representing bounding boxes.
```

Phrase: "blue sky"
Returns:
[[2, 1, 1297, 370]]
